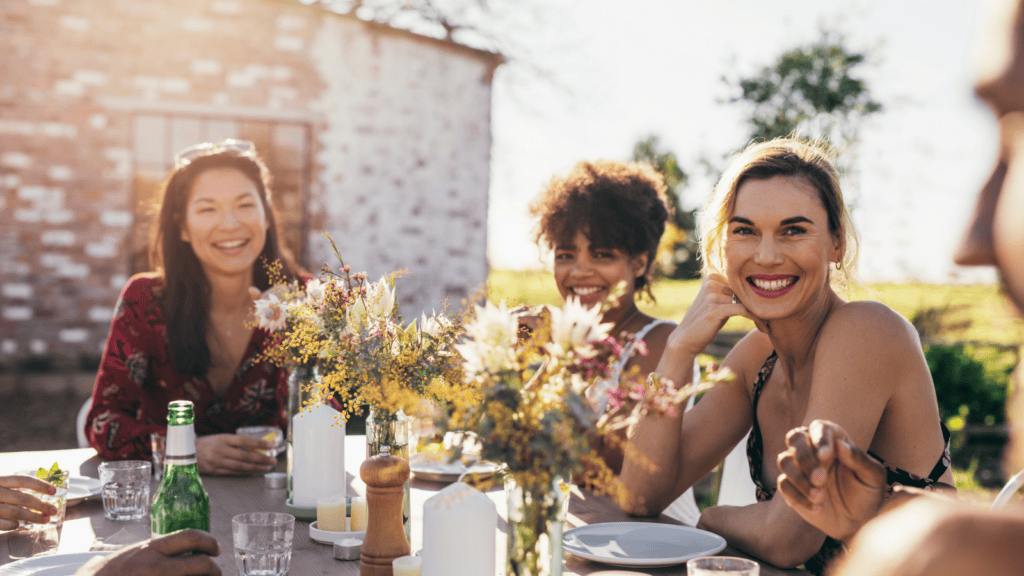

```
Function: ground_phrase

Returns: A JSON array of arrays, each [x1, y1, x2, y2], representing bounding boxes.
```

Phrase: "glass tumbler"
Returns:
[[687, 556, 760, 575], [18, 469, 69, 530], [98, 460, 151, 520], [233, 512, 295, 576], [150, 431, 166, 482], [237, 425, 285, 457]]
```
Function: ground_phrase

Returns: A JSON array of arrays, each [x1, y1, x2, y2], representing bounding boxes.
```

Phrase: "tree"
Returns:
[[724, 31, 882, 151], [632, 135, 701, 280]]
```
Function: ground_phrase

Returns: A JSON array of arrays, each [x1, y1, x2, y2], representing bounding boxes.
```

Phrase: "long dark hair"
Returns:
[[150, 149, 302, 379]]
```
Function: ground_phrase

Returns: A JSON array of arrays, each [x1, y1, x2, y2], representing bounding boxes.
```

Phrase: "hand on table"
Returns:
[[0, 475, 58, 530], [776, 419, 888, 542], [74, 529, 221, 576], [196, 433, 276, 476]]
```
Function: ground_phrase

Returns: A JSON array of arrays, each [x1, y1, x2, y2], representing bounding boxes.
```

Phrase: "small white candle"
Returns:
[[317, 493, 348, 532], [393, 555, 421, 576], [349, 496, 368, 532], [421, 482, 496, 576], [292, 403, 346, 507]]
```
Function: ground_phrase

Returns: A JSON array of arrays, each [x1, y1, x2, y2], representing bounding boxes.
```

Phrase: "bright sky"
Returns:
[[486, 0, 1000, 284]]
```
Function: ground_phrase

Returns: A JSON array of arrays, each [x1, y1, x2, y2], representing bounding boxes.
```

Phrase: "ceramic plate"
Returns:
[[308, 521, 366, 545], [562, 522, 726, 568], [0, 551, 110, 576], [66, 477, 102, 507], [409, 454, 501, 483]]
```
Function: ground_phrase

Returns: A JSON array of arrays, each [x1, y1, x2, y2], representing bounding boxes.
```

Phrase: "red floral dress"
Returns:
[[86, 273, 288, 460]]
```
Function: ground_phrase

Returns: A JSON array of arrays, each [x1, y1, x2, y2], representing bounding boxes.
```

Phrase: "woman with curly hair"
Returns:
[[529, 159, 700, 525], [86, 139, 303, 476]]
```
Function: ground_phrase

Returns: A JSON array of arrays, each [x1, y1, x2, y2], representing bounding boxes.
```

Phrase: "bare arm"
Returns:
[[697, 302, 936, 567]]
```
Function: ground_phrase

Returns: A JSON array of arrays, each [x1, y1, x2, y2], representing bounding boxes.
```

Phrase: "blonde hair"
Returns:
[[699, 138, 859, 292]]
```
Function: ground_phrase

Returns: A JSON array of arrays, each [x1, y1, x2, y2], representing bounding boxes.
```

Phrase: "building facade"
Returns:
[[0, 0, 499, 365]]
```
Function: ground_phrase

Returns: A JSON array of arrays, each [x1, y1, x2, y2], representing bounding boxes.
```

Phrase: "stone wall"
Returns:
[[0, 0, 499, 365]]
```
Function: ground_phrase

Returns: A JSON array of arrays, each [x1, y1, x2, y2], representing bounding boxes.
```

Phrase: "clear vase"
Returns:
[[505, 475, 566, 576], [365, 408, 411, 540]]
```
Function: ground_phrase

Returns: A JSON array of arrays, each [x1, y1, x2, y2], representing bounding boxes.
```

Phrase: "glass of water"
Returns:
[[18, 469, 69, 530], [687, 556, 760, 575], [98, 460, 151, 521], [236, 425, 285, 457], [233, 512, 295, 576], [150, 431, 167, 482]]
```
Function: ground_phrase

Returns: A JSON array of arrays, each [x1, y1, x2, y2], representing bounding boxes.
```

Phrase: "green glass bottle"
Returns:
[[151, 400, 210, 534]]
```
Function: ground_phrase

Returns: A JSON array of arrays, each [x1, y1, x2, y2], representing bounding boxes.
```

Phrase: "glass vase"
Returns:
[[505, 475, 566, 576], [365, 408, 411, 540]]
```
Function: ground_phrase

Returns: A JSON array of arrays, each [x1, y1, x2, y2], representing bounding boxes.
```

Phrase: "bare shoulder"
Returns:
[[720, 329, 775, 392], [818, 300, 920, 351]]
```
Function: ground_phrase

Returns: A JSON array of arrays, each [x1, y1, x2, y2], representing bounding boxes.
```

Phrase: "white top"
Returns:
[[587, 318, 675, 414]]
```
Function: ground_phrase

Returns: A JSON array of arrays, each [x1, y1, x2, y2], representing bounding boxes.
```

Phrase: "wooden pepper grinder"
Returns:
[[360, 445, 411, 576]]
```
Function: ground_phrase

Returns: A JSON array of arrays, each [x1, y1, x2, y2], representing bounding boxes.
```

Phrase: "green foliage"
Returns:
[[631, 135, 701, 280], [926, 344, 1012, 426], [725, 31, 882, 150]]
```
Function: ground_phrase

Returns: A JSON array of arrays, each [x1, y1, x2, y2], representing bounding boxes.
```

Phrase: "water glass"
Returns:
[[18, 469, 69, 530], [98, 461, 151, 520], [687, 556, 760, 575], [150, 431, 167, 482], [233, 512, 295, 576], [237, 425, 285, 457]]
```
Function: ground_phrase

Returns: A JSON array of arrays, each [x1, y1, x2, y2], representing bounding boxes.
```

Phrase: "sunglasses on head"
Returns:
[[174, 139, 256, 168]]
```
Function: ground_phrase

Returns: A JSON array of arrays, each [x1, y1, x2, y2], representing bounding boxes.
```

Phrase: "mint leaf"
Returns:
[[35, 462, 65, 488]]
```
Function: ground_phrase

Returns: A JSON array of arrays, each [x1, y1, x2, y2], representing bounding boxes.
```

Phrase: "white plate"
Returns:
[[0, 551, 110, 576], [66, 477, 102, 507], [562, 522, 726, 568], [409, 454, 501, 483], [308, 521, 366, 545]]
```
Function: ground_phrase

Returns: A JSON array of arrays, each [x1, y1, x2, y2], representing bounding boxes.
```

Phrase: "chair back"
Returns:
[[991, 469, 1024, 510], [76, 397, 92, 449]]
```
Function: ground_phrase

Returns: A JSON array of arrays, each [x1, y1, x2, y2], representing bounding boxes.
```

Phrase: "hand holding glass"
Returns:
[[18, 470, 68, 530], [233, 512, 295, 576], [237, 425, 285, 457], [98, 461, 151, 520]]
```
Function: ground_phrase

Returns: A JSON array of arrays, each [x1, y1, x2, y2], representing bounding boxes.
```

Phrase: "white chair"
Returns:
[[717, 430, 757, 507], [76, 397, 92, 449], [991, 469, 1024, 510]]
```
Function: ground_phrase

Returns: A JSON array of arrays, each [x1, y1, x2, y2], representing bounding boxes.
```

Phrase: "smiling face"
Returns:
[[180, 167, 269, 279], [553, 231, 647, 310], [725, 175, 842, 319]]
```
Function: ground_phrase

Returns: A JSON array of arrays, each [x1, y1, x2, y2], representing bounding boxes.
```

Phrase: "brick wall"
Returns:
[[0, 0, 499, 365]]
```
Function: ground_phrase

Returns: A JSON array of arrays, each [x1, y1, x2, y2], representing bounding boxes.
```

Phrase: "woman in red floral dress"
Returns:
[[86, 140, 303, 475]]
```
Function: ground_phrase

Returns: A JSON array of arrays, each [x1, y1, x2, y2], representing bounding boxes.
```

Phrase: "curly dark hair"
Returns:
[[530, 160, 672, 297]]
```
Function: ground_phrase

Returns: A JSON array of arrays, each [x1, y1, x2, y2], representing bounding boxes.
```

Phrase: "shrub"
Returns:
[[926, 344, 1012, 426]]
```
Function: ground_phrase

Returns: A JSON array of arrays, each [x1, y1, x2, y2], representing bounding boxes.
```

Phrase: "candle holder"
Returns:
[[360, 446, 411, 576]]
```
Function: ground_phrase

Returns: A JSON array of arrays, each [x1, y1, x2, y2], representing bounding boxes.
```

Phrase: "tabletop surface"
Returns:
[[0, 438, 809, 575]]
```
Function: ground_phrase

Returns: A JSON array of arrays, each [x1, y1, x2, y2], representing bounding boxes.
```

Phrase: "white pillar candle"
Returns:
[[421, 482, 496, 576], [292, 403, 346, 508], [317, 493, 348, 531], [393, 555, 421, 576], [349, 496, 368, 532]]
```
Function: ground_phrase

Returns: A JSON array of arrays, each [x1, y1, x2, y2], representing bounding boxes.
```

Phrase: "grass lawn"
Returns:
[[487, 270, 1024, 346], [487, 269, 1023, 500]]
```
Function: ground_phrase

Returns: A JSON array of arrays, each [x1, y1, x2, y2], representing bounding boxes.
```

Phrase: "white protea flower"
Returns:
[[365, 277, 396, 318], [420, 312, 450, 340], [254, 294, 288, 332], [456, 301, 519, 376], [546, 297, 612, 357], [345, 297, 367, 336], [305, 278, 327, 303]]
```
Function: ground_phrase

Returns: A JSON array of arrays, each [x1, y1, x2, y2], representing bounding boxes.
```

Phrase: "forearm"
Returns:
[[698, 502, 825, 569], [618, 411, 686, 515]]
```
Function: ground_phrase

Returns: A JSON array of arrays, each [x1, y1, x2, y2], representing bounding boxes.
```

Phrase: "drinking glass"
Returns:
[[237, 425, 285, 457], [687, 556, 760, 575], [18, 469, 68, 530], [233, 512, 295, 576], [98, 461, 151, 520], [150, 431, 167, 482]]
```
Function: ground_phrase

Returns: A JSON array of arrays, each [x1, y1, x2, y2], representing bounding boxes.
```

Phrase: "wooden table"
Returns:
[[0, 438, 809, 575]]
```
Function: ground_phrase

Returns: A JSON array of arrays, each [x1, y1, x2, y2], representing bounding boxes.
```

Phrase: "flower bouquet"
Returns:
[[442, 294, 721, 576]]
